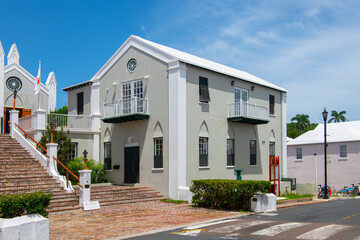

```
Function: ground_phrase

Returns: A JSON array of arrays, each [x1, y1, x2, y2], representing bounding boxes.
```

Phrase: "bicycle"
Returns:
[[318, 184, 331, 199], [340, 183, 360, 196]]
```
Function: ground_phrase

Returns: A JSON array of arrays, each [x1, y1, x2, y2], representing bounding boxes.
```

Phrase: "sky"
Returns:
[[1, 0, 359, 123]]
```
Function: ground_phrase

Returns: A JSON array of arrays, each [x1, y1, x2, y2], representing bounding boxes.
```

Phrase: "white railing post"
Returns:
[[133, 97, 137, 113], [33, 109, 47, 142], [46, 142, 59, 176], [10, 110, 19, 138]]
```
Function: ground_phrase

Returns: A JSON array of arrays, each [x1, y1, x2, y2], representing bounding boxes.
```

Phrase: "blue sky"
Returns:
[[1, 0, 360, 123]]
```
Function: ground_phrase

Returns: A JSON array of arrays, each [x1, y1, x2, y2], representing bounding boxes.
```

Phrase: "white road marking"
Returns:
[[209, 220, 273, 234], [296, 224, 351, 240], [259, 212, 279, 216], [184, 219, 238, 230], [251, 222, 310, 236]]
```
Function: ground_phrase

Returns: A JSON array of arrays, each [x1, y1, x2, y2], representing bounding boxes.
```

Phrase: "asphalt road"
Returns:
[[129, 199, 360, 240]]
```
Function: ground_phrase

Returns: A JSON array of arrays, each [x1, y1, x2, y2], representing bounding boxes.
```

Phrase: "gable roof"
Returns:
[[288, 121, 360, 145], [90, 35, 286, 93]]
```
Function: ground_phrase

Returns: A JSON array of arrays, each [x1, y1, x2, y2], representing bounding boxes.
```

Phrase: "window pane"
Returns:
[[296, 148, 302, 160], [269, 141, 275, 156], [104, 142, 112, 170], [199, 137, 208, 166], [77, 92, 84, 115], [269, 95, 275, 115], [340, 145, 347, 158], [250, 140, 256, 165], [154, 138, 163, 168], [227, 139, 234, 166]]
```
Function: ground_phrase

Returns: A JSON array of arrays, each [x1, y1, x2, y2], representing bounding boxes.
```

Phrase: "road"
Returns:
[[129, 199, 360, 240]]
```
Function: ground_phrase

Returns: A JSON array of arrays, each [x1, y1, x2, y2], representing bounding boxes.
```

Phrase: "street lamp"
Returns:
[[83, 150, 88, 170], [50, 121, 54, 143], [322, 108, 329, 199], [12, 89, 17, 110]]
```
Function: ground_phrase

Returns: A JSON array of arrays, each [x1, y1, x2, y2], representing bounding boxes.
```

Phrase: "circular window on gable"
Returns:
[[127, 58, 137, 73]]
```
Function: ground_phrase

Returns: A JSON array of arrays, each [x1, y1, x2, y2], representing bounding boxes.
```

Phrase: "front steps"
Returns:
[[0, 134, 164, 213]]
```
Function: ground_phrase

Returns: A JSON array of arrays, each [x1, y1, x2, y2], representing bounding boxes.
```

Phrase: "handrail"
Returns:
[[12, 122, 49, 158], [53, 156, 83, 188], [11, 121, 83, 189]]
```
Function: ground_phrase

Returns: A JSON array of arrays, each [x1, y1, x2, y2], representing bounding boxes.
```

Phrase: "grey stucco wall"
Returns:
[[185, 64, 284, 186], [98, 46, 170, 197], [67, 85, 91, 116]]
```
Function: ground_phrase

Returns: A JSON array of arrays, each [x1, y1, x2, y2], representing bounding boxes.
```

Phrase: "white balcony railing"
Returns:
[[103, 97, 149, 119], [19, 115, 35, 131], [228, 102, 269, 121], [47, 113, 92, 130]]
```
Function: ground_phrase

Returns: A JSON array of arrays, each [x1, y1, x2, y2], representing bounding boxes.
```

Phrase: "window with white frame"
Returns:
[[269, 141, 275, 156], [339, 145, 347, 158], [296, 148, 302, 160], [66, 142, 78, 162], [199, 137, 209, 167], [121, 80, 144, 114], [227, 139, 235, 166], [154, 138, 163, 168]]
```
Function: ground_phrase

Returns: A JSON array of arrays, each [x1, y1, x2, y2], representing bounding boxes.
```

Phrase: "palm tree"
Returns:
[[291, 114, 310, 135], [328, 110, 348, 123]]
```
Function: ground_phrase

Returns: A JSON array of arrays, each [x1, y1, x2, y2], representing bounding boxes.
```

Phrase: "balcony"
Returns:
[[47, 113, 92, 130], [228, 102, 269, 125], [102, 97, 149, 123]]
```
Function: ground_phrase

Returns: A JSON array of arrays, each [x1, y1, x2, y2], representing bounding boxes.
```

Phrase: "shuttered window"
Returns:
[[104, 142, 112, 170], [199, 77, 210, 103], [77, 92, 84, 115], [269, 95, 275, 115], [227, 139, 235, 166]]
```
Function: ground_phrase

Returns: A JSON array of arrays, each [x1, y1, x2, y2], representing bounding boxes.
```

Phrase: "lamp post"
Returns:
[[83, 150, 88, 170], [322, 108, 329, 199], [12, 89, 17, 110], [50, 121, 54, 143]]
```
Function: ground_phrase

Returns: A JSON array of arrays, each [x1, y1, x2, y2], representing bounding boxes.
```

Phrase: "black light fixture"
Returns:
[[231, 80, 235, 86], [251, 86, 255, 91], [322, 108, 329, 199], [83, 150, 88, 170]]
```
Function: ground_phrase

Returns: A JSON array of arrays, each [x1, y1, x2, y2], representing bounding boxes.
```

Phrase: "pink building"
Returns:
[[287, 121, 360, 192]]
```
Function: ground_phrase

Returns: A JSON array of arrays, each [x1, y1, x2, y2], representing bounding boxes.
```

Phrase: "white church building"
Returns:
[[0, 41, 57, 134]]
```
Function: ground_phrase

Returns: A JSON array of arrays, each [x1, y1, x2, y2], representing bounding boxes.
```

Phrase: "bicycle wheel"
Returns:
[[340, 189, 347, 197]]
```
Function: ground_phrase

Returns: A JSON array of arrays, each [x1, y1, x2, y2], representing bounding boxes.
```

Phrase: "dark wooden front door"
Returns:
[[124, 147, 140, 184]]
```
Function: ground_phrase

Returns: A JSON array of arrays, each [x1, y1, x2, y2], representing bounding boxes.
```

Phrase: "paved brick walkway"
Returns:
[[49, 201, 242, 240]]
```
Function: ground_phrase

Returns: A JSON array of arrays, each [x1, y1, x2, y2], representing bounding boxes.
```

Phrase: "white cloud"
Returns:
[[304, 8, 320, 18]]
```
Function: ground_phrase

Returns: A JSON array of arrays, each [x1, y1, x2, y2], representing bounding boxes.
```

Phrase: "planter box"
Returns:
[[0, 214, 49, 240]]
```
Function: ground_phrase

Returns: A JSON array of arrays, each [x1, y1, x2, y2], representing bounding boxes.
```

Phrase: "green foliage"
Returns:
[[328, 110, 348, 123], [291, 114, 310, 135], [66, 157, 107, 184], [279, 193, 313, 200], [287, 122, 318, 139], [190, 179, 270, 211], [39, 126, 74, 175], [51, 105, 68, 114], [160, 198, 188, 204], [0, 192, 52, 218]]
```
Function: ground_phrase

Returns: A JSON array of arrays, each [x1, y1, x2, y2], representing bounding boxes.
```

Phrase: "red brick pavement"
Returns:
[[49, 201, 243, 240]]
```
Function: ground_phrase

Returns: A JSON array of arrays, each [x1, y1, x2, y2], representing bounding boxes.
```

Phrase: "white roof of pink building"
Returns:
[[288, 121, 360, 145]]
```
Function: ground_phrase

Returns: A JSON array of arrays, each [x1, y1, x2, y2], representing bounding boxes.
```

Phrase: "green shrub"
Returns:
[[0, 192, 52, 218], [66, 157, 107, 184], [190, 179, 270, 211]]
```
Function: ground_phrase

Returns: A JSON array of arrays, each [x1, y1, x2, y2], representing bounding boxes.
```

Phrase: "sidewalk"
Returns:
[[49, 197, 334, 240], [49, 201, 244, 240]]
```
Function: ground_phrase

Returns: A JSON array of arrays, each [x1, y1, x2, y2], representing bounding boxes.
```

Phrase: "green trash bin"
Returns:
[[234, 169, 243, 180]]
